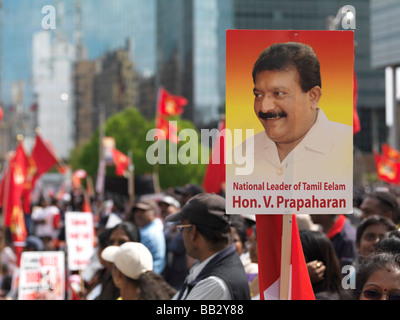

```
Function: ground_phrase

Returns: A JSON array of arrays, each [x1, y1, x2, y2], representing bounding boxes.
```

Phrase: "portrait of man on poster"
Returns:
[[226, 36, 353, 215], [235, 41, 352, 184]]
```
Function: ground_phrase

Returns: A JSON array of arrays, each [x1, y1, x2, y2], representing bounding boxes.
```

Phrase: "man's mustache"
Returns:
[[258, 110, 288, 120]]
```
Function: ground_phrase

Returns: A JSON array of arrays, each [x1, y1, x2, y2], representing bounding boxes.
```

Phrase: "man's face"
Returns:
[[360, 197, 393, 221], [357, 224, 390, 257], [134, 208, 154, 228], [253, 67, 321, 147]]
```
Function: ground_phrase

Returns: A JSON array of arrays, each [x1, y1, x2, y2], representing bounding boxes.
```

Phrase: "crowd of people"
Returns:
[[0, 183, 399, 300]]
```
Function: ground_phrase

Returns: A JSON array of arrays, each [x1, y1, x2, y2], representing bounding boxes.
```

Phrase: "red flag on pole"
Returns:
[[202, 118, 226, 194], [111, 148, 130, 176], [157, 87, 188, 116], [154, 87, 186, 144], [256, 215, 315, 300], [3, 142, 28, 265], [374, 151, 400, 185], [382, 143, 400, 162], [30, 133, 58, 175], [4, 142, 28, 226], [23, 133, 59, 213]]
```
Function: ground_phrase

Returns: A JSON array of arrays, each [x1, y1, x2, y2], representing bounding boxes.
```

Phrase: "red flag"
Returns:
[[157, 87, 187, 116], [202, 118, 225, 194], [4, 143, 29, 226], [374, 151, 400, 185], [353, 71, 361, 135], [4, 142, 28, 265], [111, 148, 130, 176], [23, 133, 59, 213], [155, 116, 179, 144], [256, 215, 315, 300], [72, 169, 87, 189], [382, 143, 400, 162], [0, 104, 3, 123], [31, 133, 58, 175]]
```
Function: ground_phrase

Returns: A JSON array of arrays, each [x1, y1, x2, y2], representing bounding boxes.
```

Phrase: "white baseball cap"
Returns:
[[101, 242, 153, 280]]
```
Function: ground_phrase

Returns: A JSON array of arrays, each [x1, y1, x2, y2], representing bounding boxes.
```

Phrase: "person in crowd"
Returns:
[[101, 242, 176, 300], [82, 228, 113, 300], [355, 215, 397, 258], [158, 195, 180, 222], [108, 221, 141, 247], [166, 193, 250, 300], [300, 230, 344, 300], [174, 184, 204, 207], [23, 235, 44, 252], [247, 224, 259, 299], [351, 252, 400, 300], [96, 222, 140, 300], [160, 195, 190, 289], [131, 199, 166, 274], [375, 230, 400, 254], [229, 215, 258, 281], [31, 196, 62, 250], [310, 214, 357, 267], [359, 191, 400, 228]]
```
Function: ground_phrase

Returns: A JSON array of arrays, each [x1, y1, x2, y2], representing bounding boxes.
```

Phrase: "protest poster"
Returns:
[[225, 30, 354, 215], [65, 211, 94, 271], [18, 251, 65, 300]]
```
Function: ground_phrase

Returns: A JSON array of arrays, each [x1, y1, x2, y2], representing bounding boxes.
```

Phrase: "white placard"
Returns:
[[65, 211, 94, 271], [18, 251, 65, 300]]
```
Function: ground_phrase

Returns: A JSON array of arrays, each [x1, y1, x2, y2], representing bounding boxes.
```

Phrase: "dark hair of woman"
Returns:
[[300, 230, 343, 299]]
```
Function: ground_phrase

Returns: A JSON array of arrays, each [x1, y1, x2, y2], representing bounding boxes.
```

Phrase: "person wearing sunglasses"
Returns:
[[355, 252, 400, 300], [166, 193, 250, 300]]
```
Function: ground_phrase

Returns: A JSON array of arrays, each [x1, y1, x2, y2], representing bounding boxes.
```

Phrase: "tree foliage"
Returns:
[[69, 107, 209, 190]]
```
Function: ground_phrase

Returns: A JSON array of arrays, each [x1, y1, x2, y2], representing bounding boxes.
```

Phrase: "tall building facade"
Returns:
[[74, 41, 138, 147], [156, 0, 234, 127], [32, 30, 76, 159]]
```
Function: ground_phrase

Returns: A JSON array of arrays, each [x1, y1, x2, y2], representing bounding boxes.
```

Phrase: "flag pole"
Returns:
[[280, 214, 292, 300], [98, 103, 105, 202], [153, 163, 161, 194]]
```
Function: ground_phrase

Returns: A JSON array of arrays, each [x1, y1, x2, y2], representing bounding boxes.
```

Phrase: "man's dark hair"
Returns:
[[375, 230, 400, 254], [252, 42, 321, 92], [364, 191, 400, 224], [356, 215, 397, 244]]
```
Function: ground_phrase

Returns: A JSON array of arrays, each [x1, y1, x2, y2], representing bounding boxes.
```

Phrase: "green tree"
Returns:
[[70, 107, 209, 190]]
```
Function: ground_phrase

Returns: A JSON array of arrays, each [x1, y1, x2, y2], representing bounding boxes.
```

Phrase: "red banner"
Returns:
[[157, 87, 187, 117]]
